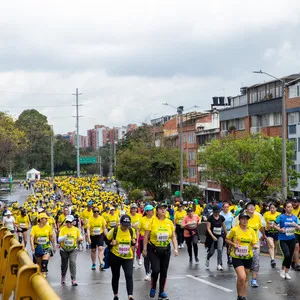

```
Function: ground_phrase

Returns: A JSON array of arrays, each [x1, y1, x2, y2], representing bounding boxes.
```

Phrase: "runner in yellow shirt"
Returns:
[[58, 215, 83, 286], [16, 209, 30, 246], [174, 203, 186, 249], [87, 207, 107, 271]]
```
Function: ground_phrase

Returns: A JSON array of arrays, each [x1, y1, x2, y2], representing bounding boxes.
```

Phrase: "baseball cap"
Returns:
[[245, 201, 256, 208], [187, 207, 193, 213], [130, 203, 138, 209], [213, 205, 220, 212], [5, 210, 12, 215], [66, 215, 74, 222], [120, 215, 131, 226], [144, 204, 154, 212], [157, 202, 168, 209], [239, 211, 250, 220]]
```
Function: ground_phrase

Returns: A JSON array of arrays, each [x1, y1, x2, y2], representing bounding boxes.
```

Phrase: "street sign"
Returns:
[[79, 156, 97, 164]]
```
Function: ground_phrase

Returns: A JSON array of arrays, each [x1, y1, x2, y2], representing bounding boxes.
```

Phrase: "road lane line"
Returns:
[[186, 275, 233, 292]]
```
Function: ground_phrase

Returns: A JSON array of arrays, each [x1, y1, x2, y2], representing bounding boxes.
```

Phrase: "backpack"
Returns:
[[105, 226, 134, 249]]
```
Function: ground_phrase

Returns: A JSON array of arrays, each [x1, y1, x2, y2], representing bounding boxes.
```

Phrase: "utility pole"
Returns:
[[72, 88, 82, 178], [177, 106, 184, 195], [114, 129, 117, 177], [281, 82, 287, 200], [99, 153, 102, 178], [109, 129, 113, 179], [50, 135, 54, 178]]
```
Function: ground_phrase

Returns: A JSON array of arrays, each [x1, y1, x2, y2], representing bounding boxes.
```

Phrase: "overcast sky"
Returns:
[[1, 0, 300, 135]]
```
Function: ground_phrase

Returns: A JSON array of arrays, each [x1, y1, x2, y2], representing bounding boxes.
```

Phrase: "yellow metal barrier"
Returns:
[[0, 227, 61, 300]]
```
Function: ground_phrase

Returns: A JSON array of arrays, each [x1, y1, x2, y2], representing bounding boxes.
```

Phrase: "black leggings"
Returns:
[[109, 252, 133, 296], [279, 239, 296, 269], [148, 244, 171, 294], [176, 224, 184, 245], [185, 235, 198, 259], [139, 238, 151, 274]]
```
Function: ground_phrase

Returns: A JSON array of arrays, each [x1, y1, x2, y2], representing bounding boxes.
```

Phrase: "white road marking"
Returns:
[[186, 275, 233, 292]]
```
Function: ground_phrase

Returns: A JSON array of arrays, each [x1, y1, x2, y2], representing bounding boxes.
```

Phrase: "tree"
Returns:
[[0, 112, 28, 176], [117, 124, 181, 200], [200, 133, 298, 200], [182, 185, 204, 202], [15, 109, 53, 173], [54, 135, 76, 174]]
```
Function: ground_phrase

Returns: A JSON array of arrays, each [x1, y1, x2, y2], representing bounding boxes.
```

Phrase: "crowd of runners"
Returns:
[[1, 176, 300, 300]]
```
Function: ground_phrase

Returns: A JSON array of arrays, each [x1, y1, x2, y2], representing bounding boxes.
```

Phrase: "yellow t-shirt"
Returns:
[[226, 226, 258, 259], [106, 214, 119, 230], [148, 217, 175, 247], [248, 214, 262, 238], [129, 213, 141, 230], [106, 226, 136, 259], [139, 216, 153, 236], [80, 209, 93, 228], [229, 205, 237, 214], [88, 216, 106, 236], [263, 211, 280, 232], [255, 205, 261, 213], [47, 216, 56, 228], [30, 224, 53, 249], [292, 207, 300, 234], [102, 212, 110, 222], [16, 215, 30, 229], [58, 214, 68, 226], [59, 226, 81, 250], [174, 210, 187, 225]]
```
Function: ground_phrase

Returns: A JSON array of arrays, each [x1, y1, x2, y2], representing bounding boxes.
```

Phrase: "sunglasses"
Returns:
[[66, 221, 72, 223], [93, 211, 99, 213]]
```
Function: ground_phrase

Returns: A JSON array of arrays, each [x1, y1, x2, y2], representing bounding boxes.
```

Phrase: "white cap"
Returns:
[[66, 215, 74, 222], [5, 210, 12, 215]]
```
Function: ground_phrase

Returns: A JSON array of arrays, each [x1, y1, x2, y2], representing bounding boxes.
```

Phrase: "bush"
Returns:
[[182, 185, 204, 202], [129, 189, 144, 201]]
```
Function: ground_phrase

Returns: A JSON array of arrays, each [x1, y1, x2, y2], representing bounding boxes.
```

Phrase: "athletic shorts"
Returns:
[[90, 234, 104, 249], [232, 257, 253, 270], [17, 228, 28, 233], [295, 233, 300, 244], [266, 231, 278, 241]]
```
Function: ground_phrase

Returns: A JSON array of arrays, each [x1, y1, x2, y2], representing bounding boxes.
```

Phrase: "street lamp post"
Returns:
[[163, 103, 198, 196], [253, 70, 300, 200]]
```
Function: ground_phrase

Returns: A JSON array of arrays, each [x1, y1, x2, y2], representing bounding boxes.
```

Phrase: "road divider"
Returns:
[[0, 227, 60, 300]]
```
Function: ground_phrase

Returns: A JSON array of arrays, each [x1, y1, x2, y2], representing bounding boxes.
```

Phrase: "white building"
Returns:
[[118, 126, 127, 141], [96, 127, 105, 148]]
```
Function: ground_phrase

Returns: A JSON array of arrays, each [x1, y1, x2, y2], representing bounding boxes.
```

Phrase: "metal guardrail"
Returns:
[[0, 227, 60, 300]]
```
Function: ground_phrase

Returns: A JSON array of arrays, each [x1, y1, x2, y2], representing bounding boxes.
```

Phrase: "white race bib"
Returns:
[[178, 219, 183, 225], [64, 238, 74, 247], [93, 227, 101, 235], [37, 237, 47, 245], [20, 223, 26, 228], [157, 232, 169, 242], [118, 244, 131, 255], [286, 227, 295, 236], [213, 227, 222, 235], [235, 245, 249, 257], [110, 221, 116, 227]]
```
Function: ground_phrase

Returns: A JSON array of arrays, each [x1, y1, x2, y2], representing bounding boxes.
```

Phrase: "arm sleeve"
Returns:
[[58, 235, 67, 243]]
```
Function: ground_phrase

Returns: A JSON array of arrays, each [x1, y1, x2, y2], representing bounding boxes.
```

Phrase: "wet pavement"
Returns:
[[45, 244, 300, 300]]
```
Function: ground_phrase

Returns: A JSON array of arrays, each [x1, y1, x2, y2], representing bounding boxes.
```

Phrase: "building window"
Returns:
[[188, 151, 195, 161], [188, 133, 195, 144], [289, 125, 297, 135], [288, 112, 299, 124], [188, 167, 197, 178], [273, 113, 282, 126]]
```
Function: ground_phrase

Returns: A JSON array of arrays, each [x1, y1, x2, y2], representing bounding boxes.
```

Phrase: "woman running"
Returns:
[[174, 203, 186, 249], [30, 213, 56, 277], [274, 201, 300, 279], [16, 209, 30, 246], [87, 207, 107, 271], [205, 205, 227, 270], [138, 204, 154, 280], [226, 211, 258, 300], [3, 210, 16, 233], [107, 214, 136, 300], [143, 202, 178, 300], [181, 207, 200, 263], [263, 202, 280, 268], [58, 215, 83, 286]]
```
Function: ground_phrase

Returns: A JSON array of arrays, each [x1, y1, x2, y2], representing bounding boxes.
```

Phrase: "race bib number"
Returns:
[[110, 221, 116, 227], [286, 227, 295, 236], [64, 238, 74, 247], [118, 244, 130, 255], [178, 219, 183, 225], [93, 227, 101, 235], [37, 237, 47, 245], [20, 223, 26, 228], [213, 227, 222, 235], [157, 232, 169, 242], [235, 246, 249, 257]]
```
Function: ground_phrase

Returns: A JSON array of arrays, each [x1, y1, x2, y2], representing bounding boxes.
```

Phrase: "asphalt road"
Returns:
[[2, 188, 300, 300]]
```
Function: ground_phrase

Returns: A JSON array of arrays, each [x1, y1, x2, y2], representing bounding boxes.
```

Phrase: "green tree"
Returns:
[[0, 112, 28, 176], [54, 135, 76, 174], [182, 185, 204, 202], [200, 134, 298, 200], [15, 109, 53, 173], [117, 124, 182, 200]]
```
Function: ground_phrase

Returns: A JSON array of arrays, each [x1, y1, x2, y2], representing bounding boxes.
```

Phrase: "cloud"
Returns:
[[1, 0, 300, 135]]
